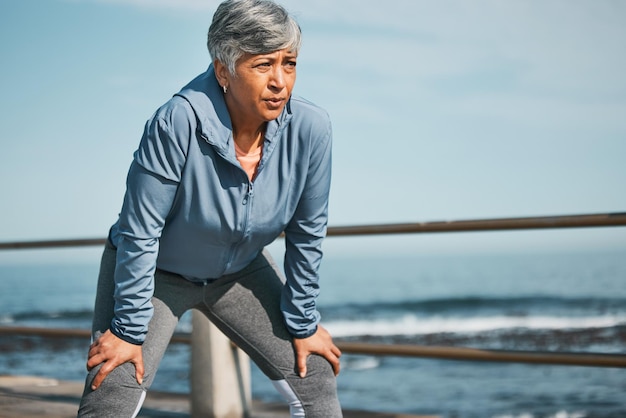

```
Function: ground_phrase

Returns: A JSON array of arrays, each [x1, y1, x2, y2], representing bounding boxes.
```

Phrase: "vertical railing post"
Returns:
[[190, 310, 251, 418]]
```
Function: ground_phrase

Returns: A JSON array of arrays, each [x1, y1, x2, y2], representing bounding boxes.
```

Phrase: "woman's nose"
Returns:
[[269, 67, 286, 90]]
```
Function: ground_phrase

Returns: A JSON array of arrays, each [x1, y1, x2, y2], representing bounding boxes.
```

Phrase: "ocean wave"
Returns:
[[492, 412, 586, 418], [1, 309, 93, 323], [320, 296, 626, 320], [342, 356, 380, 371], [325, 314, 626, 338]]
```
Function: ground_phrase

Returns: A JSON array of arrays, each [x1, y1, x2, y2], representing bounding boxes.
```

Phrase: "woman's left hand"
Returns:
[[86, 329, 144, 390], [292, 324, 341, 378]]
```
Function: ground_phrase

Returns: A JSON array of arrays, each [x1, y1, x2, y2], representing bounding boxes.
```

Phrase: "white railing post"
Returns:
[[190, 310, 251, 418]]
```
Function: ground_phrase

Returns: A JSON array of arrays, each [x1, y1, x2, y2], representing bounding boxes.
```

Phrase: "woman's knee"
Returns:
[[285, 354, 342, 418], [78, 362, 148, 417]]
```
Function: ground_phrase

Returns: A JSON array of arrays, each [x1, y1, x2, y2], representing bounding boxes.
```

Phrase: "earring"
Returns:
[[223, 85, 228, 94]]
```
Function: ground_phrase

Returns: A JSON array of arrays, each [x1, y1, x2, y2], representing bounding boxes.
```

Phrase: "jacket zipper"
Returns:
[[224, 176, 254, 273], [242, 181, 254, 205], [213, 140, 258, 274]]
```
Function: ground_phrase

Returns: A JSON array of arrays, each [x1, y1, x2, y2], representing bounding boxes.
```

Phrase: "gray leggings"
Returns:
[[77, 243, 342, 417]]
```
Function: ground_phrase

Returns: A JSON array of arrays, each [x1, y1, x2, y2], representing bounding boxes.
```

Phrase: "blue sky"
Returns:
[[1, 0, 625, 258]]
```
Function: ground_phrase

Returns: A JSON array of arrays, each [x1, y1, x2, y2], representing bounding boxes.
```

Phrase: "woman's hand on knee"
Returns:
[[293, 325, 341, 378], [86, 329, 145, 390]]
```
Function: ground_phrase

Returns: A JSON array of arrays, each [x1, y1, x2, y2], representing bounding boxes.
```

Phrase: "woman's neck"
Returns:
[[232, 123, 266, 153]]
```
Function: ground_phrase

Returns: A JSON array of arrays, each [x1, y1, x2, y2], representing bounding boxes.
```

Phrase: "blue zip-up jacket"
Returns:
[[108, 65, 332, 345]]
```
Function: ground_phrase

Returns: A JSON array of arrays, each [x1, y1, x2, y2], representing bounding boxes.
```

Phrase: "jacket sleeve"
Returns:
[[281, 115, 332, 338], [110, 100, 192, 345]]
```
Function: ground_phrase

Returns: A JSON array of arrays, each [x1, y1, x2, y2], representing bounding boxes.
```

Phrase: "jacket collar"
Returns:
[[175, 65, 293, 155]]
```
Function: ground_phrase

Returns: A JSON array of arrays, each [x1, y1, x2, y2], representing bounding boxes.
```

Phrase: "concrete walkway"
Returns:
[[0, 375, 435, 418]]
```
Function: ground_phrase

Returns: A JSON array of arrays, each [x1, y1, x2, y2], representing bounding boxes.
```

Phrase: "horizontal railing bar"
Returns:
[[0, 238, 106, 250], [1, 212, 625, 250], [336, 342, 626, 368], [2, 326, 625, 368], [0, 326, 191, 345], [326, 212, 626, 237]]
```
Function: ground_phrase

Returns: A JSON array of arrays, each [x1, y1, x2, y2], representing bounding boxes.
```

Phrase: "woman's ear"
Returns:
[[213, 60, 229, 89]]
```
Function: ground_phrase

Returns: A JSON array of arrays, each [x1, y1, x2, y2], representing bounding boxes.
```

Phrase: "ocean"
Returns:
[[1, 248, 625, 418]]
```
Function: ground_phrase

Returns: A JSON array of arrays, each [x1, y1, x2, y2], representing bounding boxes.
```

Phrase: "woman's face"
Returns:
[[217, 49, 297, 128]]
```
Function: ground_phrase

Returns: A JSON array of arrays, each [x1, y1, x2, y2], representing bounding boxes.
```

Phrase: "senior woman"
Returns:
[[77, 0, 342, 417]]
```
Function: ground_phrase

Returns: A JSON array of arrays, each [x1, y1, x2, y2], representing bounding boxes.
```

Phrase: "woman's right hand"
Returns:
[[86, 329, 144, 390]]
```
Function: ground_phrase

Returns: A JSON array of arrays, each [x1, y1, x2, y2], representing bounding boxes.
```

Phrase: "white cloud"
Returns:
[[80, 0, 220, 12]]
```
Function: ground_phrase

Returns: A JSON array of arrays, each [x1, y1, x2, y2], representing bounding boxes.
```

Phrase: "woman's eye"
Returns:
[[255, 62, 271, 70]]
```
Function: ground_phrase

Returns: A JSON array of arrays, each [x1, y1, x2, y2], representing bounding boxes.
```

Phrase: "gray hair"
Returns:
[[207, 0, 301, 75]]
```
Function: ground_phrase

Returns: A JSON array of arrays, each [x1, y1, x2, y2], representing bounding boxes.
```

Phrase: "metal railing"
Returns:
[[2, 211, 626, 371], [2, 325, 626, 369], [2, 212, 625, 250]]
